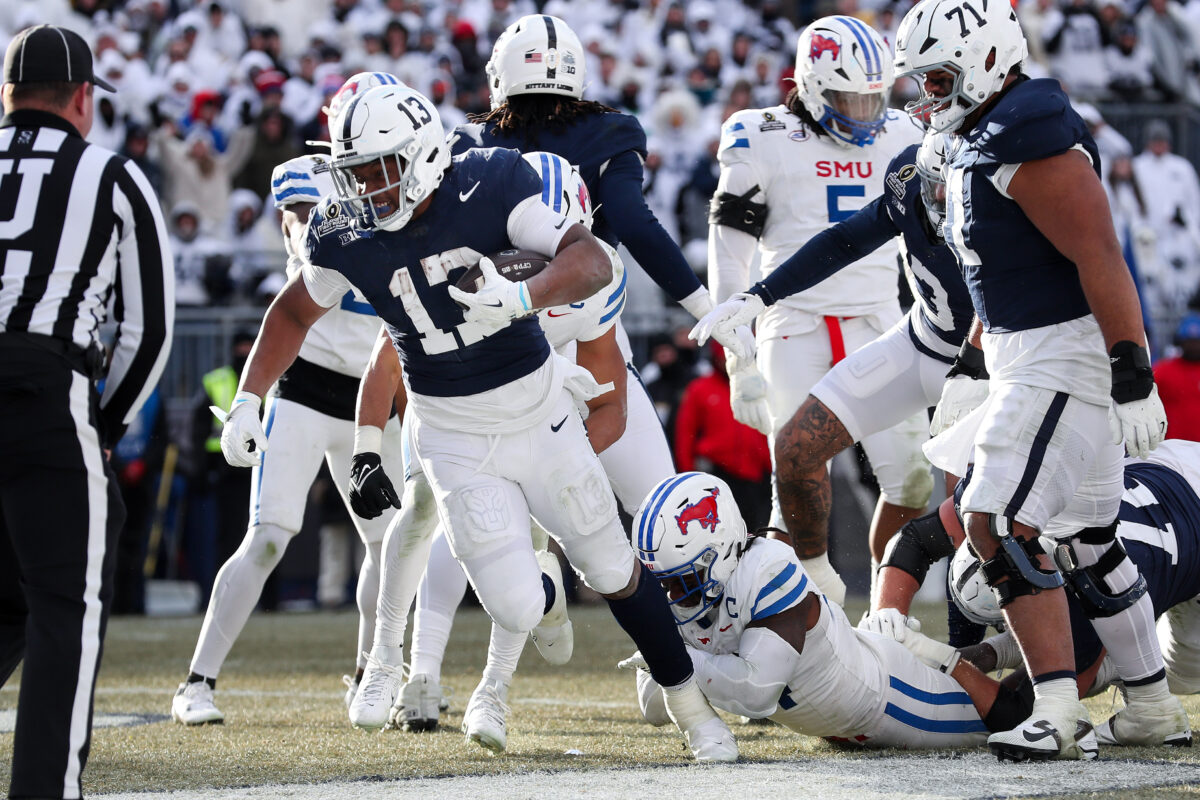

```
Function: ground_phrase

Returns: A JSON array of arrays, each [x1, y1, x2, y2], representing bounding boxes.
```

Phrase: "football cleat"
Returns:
[[1096, 690, 1192, 747], [389, 672, 442, 732], [349, 653, 406, 731], [171, 680, 224, 726], [463, 677, 511, 754], [988, 710, 1097, 762], [663, 680, 738, 762], [530, 549, 573, 665], [342, 674, 359, 710]]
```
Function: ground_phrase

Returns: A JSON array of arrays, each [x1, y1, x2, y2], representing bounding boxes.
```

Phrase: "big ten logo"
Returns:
[[816, 161, 874, 179]]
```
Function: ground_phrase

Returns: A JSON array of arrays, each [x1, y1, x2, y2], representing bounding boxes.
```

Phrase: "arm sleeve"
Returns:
[[688, 627, 800, 719], [301, 261, 352, 308], [100, 160, 176, 447], [506, 194, 572, 256], [748, 196, 896, 305], [708, 156, 761, 304], [592, 150, 703, 302]]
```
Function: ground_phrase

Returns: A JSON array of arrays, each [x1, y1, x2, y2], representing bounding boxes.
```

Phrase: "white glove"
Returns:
[[898, 624, 962, 674], [727, 360, 772, 435], [1109, 385, 1167, 459], [800, 553, 847, 607], [930, 376, 990, 436], [858, 608, 921, 642], [219, 391, 268, 468], [617, 651, 649, 672], [689, 292, 764, 362], [446, 257, 532, 328]]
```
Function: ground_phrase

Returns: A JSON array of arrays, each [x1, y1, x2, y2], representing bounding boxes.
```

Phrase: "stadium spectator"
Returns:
[[1136, 0, 1200, 103], [1043, 0, 1112, 99], [1154, 312, 1200, 442]]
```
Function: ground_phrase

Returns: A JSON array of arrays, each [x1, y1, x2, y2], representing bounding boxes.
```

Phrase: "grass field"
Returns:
[[3, 600, 1200, 799]]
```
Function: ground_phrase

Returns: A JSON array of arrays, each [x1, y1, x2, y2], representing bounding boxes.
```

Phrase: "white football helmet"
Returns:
[[325, 71, 405, 121], [948, 540, 1002, 626], [894, 0, 1029, 133], [328, 85, 451, 232], [632, 473, 748, 625], [486, 14, 585, 110], [914, 129, 948, 231], [522, 151, 592, 230], [794, 16, 894, 148]]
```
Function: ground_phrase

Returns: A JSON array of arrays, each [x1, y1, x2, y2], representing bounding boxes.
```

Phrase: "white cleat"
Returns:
[[663, 680, 738, 762], [988, 707, 1097, 762], [342, 674, 359, 710], [389, 672, 442, 732], [349, 653, 406, 731], [463, 677, 510, 754], [171, 681, 224, 726], [1096, 692, 1192, 747], [530, 549, 573, 666]]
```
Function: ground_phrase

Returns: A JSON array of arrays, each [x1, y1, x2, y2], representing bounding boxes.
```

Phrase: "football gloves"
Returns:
[[689, 292, 764, 362], [1109, 340, 1167, 459], [218, 391, 268, 468], [349, 452, 401, 519], [728, 359, 771, 435], [858, 607, 920, 642], [895, 620, 962, 674], [447, 256, 532, 329]]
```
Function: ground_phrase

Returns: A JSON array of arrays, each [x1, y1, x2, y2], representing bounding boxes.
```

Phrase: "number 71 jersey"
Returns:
[[718, 106, 922, 328]]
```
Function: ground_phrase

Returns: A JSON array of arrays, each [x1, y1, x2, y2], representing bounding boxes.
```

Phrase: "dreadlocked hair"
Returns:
[[470, 95, 619, 147], [784, 86, 829, 139]]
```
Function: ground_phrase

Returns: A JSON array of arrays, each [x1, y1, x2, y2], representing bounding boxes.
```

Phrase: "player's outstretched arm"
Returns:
[[525, 223, 612, 309], [574, 327, 628, 454]]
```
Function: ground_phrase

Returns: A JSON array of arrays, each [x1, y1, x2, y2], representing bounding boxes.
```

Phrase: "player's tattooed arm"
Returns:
[[774, 396, 853, 560]]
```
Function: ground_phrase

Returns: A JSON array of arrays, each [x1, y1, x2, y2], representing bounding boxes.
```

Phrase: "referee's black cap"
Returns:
[[3, 25, 116, 92]]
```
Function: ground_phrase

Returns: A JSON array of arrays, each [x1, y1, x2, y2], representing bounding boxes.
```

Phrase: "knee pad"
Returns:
[[561, 525, 633, 596], [462, 545, 545, 633], [243, 524, 293, 571], [978, 515, 1064, 607], [881, 509, 955, 585], [1054, 521, 1148, 619]]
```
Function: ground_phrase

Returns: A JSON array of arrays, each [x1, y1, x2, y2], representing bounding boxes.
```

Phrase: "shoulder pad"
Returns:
[[597, 112, 648, 155], [974, 79, 1087, 164], [742, 539, 810, 621], [717, 112, 759, 160], [271, 153, 334, 210], [305, 194, 358, 255]]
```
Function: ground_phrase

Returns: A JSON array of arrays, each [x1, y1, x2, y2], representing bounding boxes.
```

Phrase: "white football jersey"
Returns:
[[272, 154, 384, 379], [539, 241, 626, 356], [715, 106, 922, 340]]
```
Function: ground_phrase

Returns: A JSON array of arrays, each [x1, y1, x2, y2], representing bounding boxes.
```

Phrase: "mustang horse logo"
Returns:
[[810, 32, 840, 62], [675, 488, 721, 537]]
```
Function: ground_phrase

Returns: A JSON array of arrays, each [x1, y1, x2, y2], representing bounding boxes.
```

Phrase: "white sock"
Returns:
[[354, 540, 382, 670], [410, 532, 467, 677], [481, 622, 525, 686]]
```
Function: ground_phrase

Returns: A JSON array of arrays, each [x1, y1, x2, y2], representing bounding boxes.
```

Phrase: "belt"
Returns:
[[823, 315, 858, 367], [0, 330, 105, 378]]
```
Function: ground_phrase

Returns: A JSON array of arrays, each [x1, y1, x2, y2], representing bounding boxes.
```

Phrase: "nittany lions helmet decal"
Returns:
[[948, 540, 1002, 626], [633, 473, 748, 625], [325, 71, 405, 122], [894, 0, 1029, 133], [328, 84, 450, 232], [522, 151, 593, 230], [794, 16, 894, 148], [487, 14, 586, 109]]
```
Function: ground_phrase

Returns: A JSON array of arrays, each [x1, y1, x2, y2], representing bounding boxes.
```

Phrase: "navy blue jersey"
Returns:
[[452, 112, 702, 302], [1069, 461, 1200, 671], [753, 145, 971, 361], [944, 78, 1099, 333], [304, 147, 550, 397]]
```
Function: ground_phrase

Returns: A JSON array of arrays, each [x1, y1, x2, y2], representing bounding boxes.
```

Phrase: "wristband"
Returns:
[[946, 341, 988, 380], [1108, 340, 1154, 403], [679, 287, 715, 320], [746, 281, 778, 306], [353, 425, 384, 456]]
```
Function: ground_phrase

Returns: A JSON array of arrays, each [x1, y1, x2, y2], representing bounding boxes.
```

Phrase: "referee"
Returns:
[[0, 25, 174, 800]]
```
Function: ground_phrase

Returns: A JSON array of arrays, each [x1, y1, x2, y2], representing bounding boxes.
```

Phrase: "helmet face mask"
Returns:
[[328, 85, 450, 232], [915, 130, 947, 232], [487, 14, 586, 109], [794, 16, 894, 148], [632, 473, 749, 625], [893, 0, 1030, 133]]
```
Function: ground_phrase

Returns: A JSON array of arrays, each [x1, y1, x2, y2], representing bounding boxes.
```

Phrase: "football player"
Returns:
[[864, 439, 1200, 751], [218, 85, 736, 762], [893, 0, 1180, 760], [624, 472, 1095, 754], [694, 130, 974, 581], [171, 72, 408, 726], [700, 16, 928, 606]]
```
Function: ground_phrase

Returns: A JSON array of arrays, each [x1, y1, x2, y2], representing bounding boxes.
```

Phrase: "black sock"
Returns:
[[187, 672, 216, 690], [542, 572, 555, 615], [605, 563, 692, 688]]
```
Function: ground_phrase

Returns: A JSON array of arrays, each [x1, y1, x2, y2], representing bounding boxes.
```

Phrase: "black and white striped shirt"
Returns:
[[0, 109, 174, 443]]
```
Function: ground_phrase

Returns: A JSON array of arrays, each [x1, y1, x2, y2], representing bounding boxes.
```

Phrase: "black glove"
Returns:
[[349, 452, 401, 519], [945, 340, 988, 380]]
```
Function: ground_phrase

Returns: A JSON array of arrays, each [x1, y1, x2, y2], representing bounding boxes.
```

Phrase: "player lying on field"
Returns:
[[620, 472, 1097, 756], [863, 439, 1200, 749]]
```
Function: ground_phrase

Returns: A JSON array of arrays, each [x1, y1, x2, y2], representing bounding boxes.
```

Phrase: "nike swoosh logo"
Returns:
[[482, 300, 503, 308], [459, 181, 481, 202], [1022, 721, 1059, 744], [719, 624, 732, 632], [553, 217, 567, 229], [550, 415, 568, 432], [546, 309, 571, 317], [351, 464, 378, 493]]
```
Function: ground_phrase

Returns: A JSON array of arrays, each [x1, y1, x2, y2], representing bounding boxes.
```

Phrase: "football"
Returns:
[[454, 249, 552, 294]]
